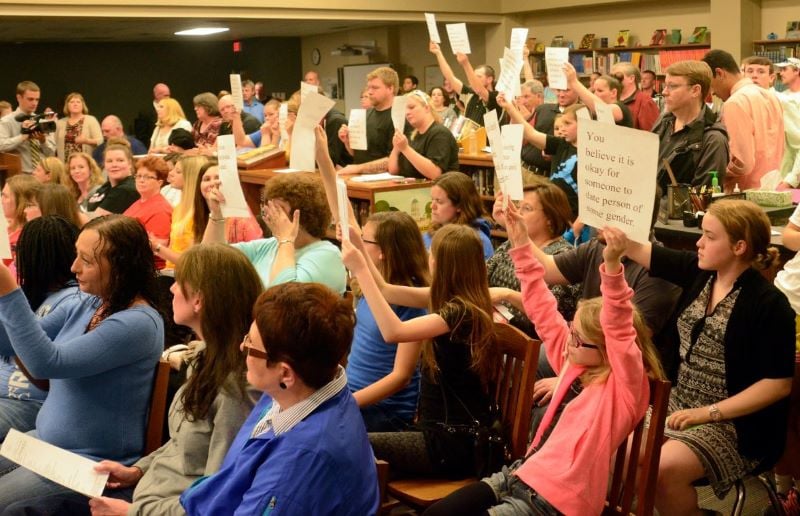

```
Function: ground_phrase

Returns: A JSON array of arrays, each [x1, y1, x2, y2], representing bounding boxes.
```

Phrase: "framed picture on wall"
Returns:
[[787, 21, 800, 39], [425, 65, 445, 92]]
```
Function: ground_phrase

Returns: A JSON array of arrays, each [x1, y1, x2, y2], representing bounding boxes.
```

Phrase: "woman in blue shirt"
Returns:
[[0, 215, 164, 506]]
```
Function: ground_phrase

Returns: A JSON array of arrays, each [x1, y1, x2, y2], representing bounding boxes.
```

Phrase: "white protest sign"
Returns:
[[0, 212, 10, 260], [1, 429, 109, 498], [229, 74, 244, 111], [510, 28, 528, 57], [497, 47, 522, 98], [391, 96, 407, 132], [216, 135, 251, 218], [278, 103, 289, 146], [290, 91, 336, 171], [300, 81, 318, 102], [545, 47, 569, 90], [336, 179, 350, 241], [578, 118, 658, 244], [348, 109, 368, 151], [498, 124, 524, 202], [594, 102, 616, 125], [425, 13, 441, 44], [446, 23, 471, 54], [483, 111, 505, 205]]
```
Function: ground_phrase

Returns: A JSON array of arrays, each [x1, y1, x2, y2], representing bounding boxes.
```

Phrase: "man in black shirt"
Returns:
[[337, 67, 400, 175], [428, 41, 501, 126]]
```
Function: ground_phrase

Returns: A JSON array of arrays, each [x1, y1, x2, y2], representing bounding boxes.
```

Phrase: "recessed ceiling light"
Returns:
[[175, 27, 229, 36]]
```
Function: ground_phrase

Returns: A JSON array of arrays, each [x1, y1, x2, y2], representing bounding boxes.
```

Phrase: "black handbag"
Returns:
[[422, 379, 507, 479]]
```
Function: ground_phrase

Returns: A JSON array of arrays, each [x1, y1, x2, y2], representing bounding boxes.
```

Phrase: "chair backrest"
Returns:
[[604, 378, 672, 516], [0, 152, 22, 189], [144, 359, 171, 455], [491, 322, 541, 461]]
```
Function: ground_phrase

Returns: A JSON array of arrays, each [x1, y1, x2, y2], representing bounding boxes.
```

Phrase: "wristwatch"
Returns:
[[709, 404, 723, 422]]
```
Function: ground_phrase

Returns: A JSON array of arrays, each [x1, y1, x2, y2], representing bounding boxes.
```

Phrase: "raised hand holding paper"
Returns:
[[229, 74, 244, 111], [391, 96, 408, 132], [498, 124, 524, 202], [446, 23, 471, 54], [510, 28, 529, 57], [425, 13, 441, 44], [336, 179, 350, 241], [545, 47, 569, 90], [348, 109, 368, 151], [0, 429, 109, 498], [290, 91, 336, 171], [577, 119, 658, 244], [216, 135, 251, 218]]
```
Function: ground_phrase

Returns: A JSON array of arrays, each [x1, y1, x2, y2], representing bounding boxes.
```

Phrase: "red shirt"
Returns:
[[124, 194, 172, 270]]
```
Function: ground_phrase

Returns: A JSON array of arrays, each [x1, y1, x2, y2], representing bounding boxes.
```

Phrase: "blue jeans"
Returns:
[[1, 488, 134, 515], [0, 398, 42, 442], [483, 461, 561, 516], [360, 404, 412, 432], [0, 454, 74, 508]]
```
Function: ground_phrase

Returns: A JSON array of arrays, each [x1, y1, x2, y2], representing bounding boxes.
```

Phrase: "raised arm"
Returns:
[[602, 227, 653, 270], [352, 339, 422, 407], [496, 93, 546, 150], [342, 240, 445, 343], [522, 45, 534, 82], [430, 41, 464, 94], [457, 53, 490, 103], [200, 182, 228, 244], [564, 63, 623, 122], [232, 113, 256, 148]]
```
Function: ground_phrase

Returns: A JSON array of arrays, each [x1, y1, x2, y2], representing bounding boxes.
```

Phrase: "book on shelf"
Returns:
[[469, 168, 495, 197]]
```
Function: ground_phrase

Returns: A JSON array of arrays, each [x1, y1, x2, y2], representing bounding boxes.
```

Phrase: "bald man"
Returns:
[[93, 115, 147, 163], [134, 82, 171, 148]]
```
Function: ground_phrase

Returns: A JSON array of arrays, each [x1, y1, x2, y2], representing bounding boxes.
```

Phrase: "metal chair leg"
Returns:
[[756, 473, 786, 516], [732, 478, 745, 516]]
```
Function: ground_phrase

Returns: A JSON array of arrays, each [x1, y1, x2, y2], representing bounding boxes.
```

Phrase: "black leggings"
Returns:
[[422, 481, 496, 516]]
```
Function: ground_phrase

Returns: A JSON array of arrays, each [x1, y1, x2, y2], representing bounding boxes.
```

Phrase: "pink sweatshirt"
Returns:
[[509, 244, 649, 515]]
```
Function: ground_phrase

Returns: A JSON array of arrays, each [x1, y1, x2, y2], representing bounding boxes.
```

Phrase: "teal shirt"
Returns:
[[233, 238, 347, 294]]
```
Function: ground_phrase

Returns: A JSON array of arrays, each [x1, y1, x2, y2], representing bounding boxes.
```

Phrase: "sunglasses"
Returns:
[[242, 334, 268, 360], [569, 322, 600, 350]]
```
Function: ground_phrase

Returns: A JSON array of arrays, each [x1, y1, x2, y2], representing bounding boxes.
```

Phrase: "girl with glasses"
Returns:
[[425, 204, 664, 515]]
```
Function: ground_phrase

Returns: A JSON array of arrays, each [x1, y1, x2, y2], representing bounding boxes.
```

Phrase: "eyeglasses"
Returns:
[[569, 322, 600, 350], [134, 174, 158, 181], [242, 334, 268, 360], [662, 82, 692, 92]]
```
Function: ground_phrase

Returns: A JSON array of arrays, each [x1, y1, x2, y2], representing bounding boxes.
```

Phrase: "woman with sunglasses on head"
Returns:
[[180, 282, 379, 515], [425, 206, 664, 516], [388, 89, 459, 180], [0, 215, 163, 507], [3, 243, 263, 515], [610, 199, 795, 515]]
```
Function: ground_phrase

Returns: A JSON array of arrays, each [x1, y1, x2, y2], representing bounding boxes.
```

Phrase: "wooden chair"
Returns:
[[144, 359, 171, 455], [385, 322, 541, 509], [604, 378, 672, 516], [0, 152, 21, 189]]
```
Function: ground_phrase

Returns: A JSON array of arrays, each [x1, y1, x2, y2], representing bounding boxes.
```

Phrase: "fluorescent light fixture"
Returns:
[[175, 27, 229, 36]]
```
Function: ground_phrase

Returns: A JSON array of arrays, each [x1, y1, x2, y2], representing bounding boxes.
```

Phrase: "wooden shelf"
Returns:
[[753, 38, 800, 45], [531, 43, 710, 57]]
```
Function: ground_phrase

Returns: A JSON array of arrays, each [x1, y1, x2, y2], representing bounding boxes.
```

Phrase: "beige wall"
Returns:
[[761, 0, 800, 38]]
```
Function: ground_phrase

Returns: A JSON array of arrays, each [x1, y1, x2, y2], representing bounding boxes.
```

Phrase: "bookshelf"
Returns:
[[529, 44, 711, 78], [753, 38, 800, 62], [458, 151, 507, 241]]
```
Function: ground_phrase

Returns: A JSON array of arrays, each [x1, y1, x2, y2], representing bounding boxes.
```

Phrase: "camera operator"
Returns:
[[0, 81, 56, 174]]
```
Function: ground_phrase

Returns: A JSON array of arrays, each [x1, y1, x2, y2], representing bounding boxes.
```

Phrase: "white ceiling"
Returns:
[[0, 16, 398, 43]]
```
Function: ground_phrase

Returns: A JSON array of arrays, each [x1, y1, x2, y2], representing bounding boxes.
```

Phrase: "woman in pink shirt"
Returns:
[[425, 208, 665, 516]]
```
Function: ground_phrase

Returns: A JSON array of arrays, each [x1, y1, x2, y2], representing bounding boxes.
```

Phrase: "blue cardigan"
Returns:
[[0, 288, 163, 464], [181, 388, 380, 515]]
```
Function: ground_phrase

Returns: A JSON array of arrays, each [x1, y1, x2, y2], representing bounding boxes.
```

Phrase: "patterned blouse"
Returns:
[[64, 117, 84, 161]]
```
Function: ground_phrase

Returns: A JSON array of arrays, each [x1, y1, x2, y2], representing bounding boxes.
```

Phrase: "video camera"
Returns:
[[14, 112, 56, 135]]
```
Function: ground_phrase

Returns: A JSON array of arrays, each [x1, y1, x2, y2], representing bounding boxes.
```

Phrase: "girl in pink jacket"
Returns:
[[425, 207, 665, 516]]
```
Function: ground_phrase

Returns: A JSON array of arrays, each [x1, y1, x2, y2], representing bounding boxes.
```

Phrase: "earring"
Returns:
[[279, 381, 287, 389]]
